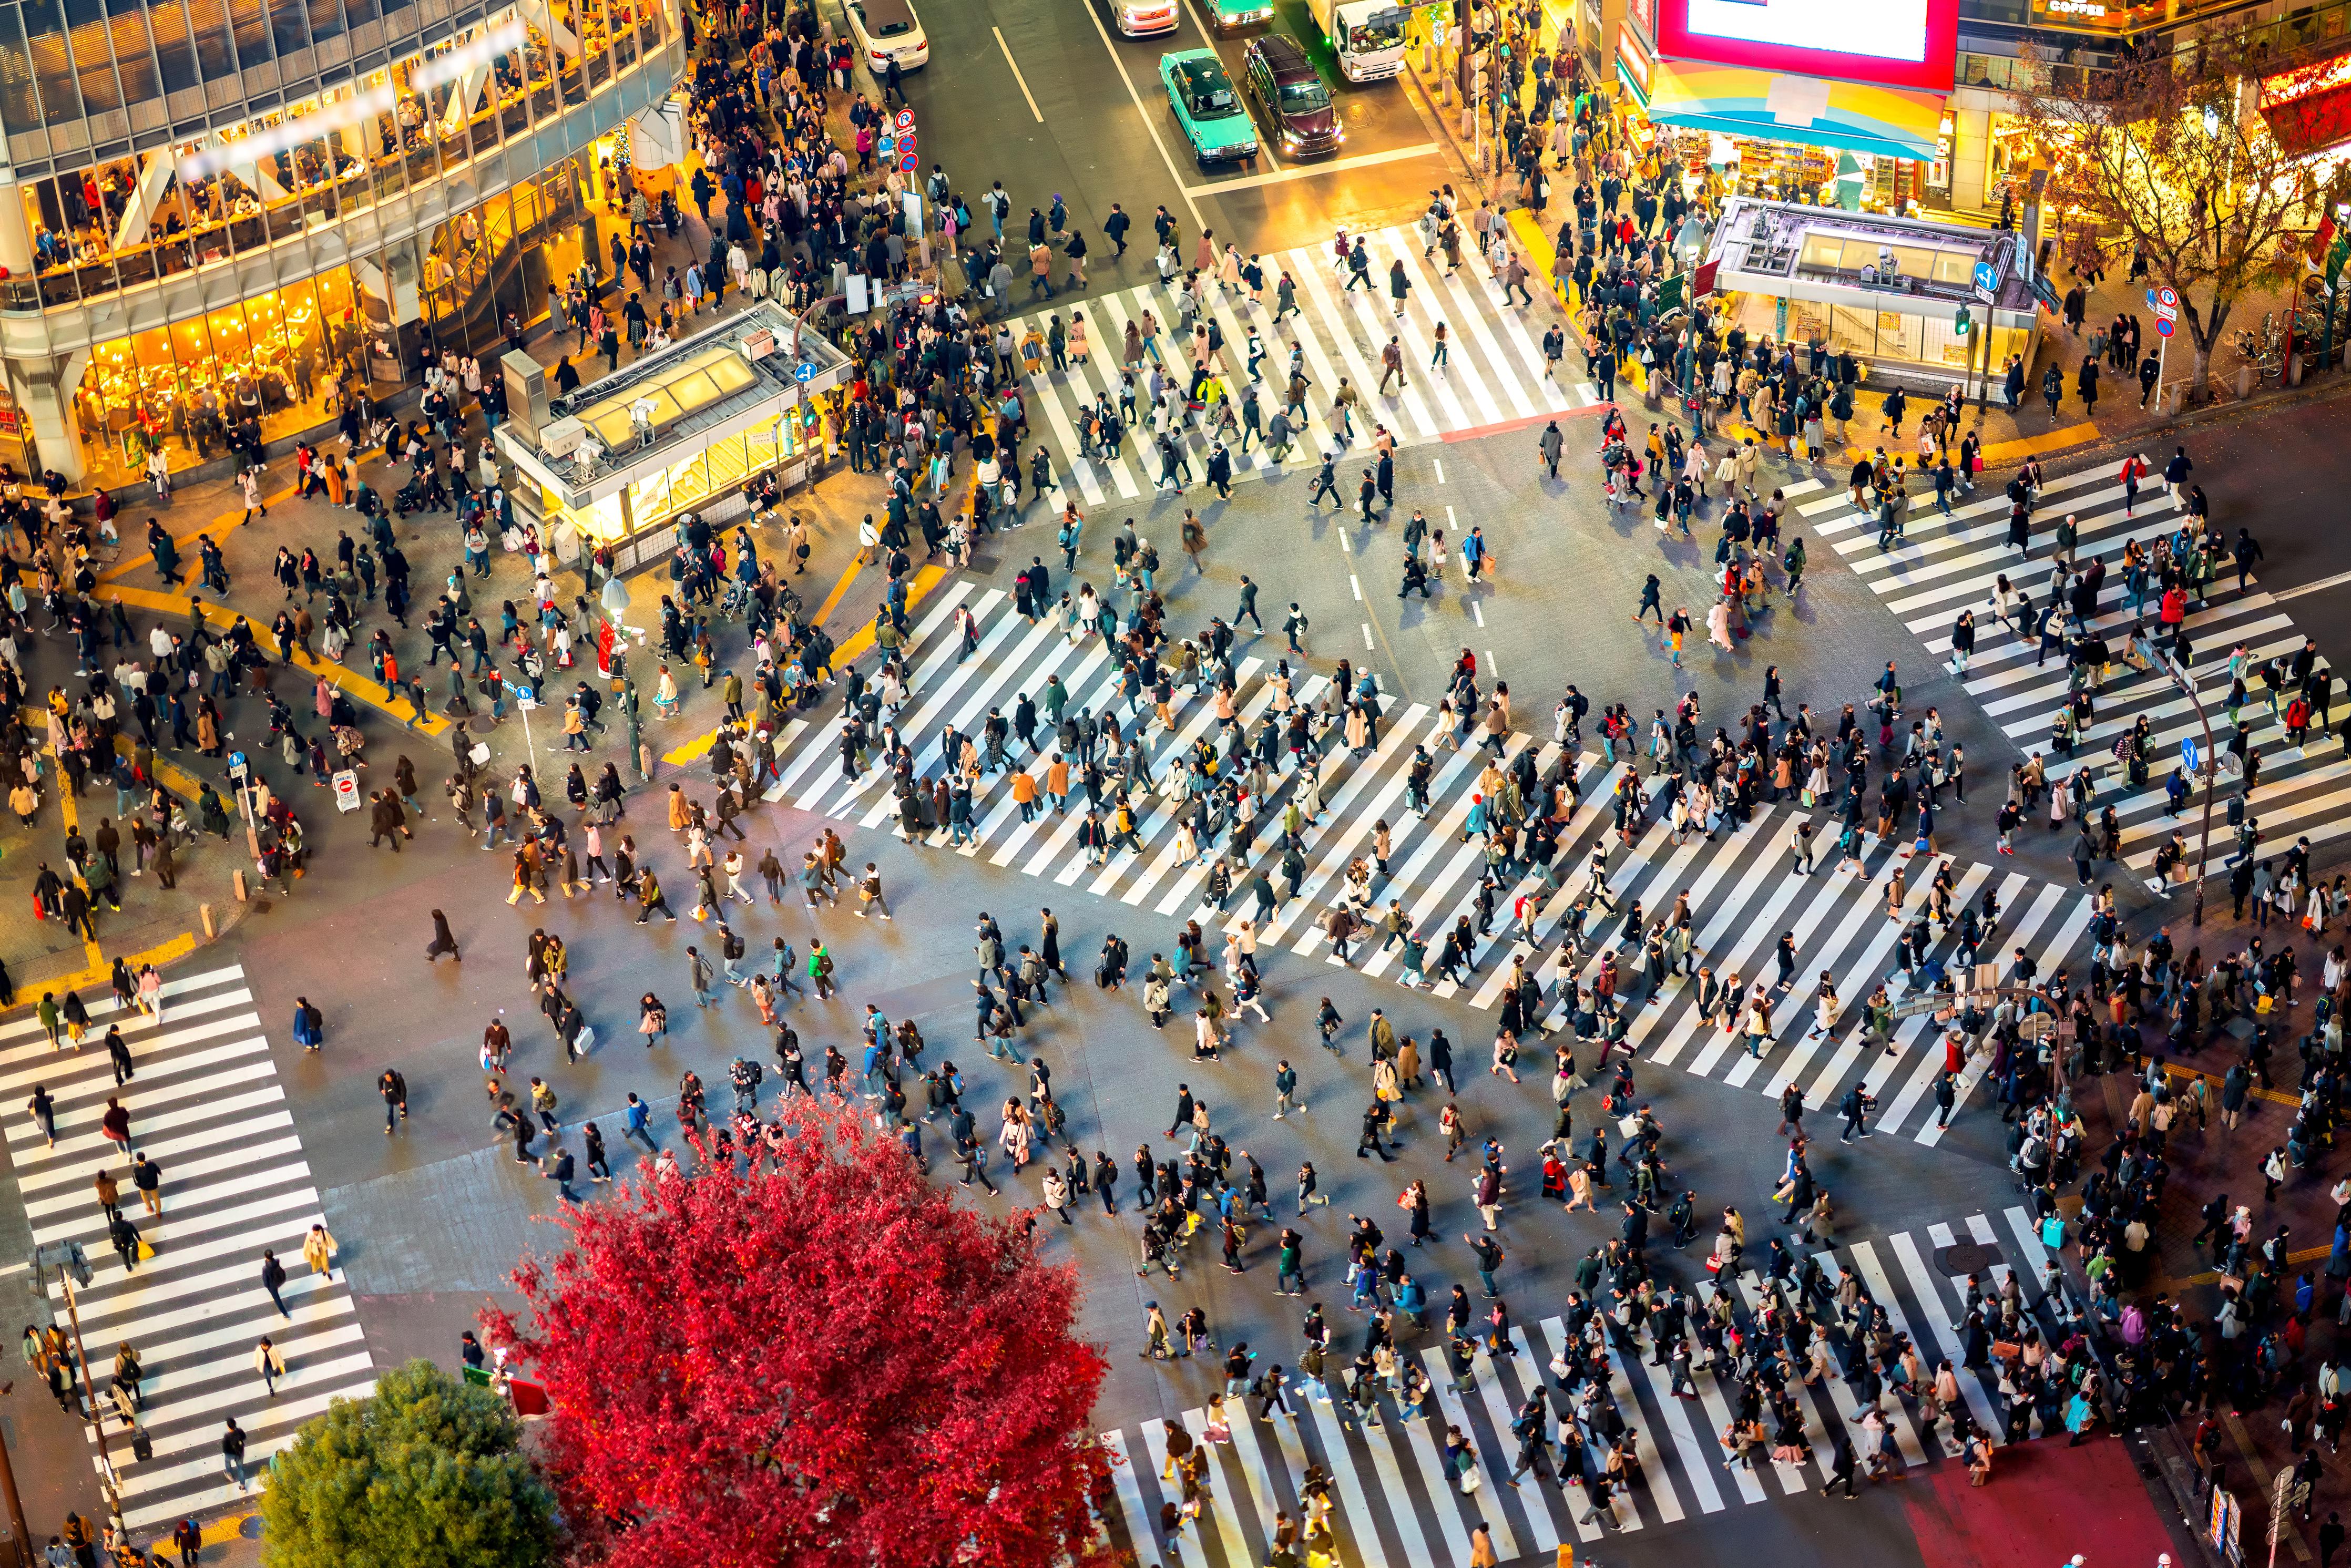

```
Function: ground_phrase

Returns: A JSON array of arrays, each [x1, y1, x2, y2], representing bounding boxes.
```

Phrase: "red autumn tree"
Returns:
[[481, 1098, 1110, 1568]]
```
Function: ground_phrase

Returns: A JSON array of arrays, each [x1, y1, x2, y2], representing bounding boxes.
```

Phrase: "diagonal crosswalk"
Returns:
[[2, 965, 377, 1531], [1787, 462, 2348, 879], [996, 220, 1600, 507], [1096, 1205, 2069, 1563], [742, 589, 2091, 1137]]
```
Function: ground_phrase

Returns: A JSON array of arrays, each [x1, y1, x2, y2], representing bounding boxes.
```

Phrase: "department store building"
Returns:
[[0, 0, 686, 488]]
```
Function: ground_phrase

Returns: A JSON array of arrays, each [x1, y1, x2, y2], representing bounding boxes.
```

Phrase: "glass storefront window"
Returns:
[[626, 459, 669, 523], [72, 265, 373, 489], [24, 0, 77, 128], [580, 0, 612, 88], [668, 446, 711, 511], [271, 0, 309, 62], [1724, 289, 2030, 382], [227, 0, 271, 74], [550, 0, 585, 99], [743, 412, 780, 474], [0, 11, 39, 142], [495, 38, 530, 138], [186, 0, 236, 81], [63, 0, 120, 120], [1828, 304, 1876, 358], [316, 267, 365, 383], [569, 489, 625, 546], [610, 0, 638, 71], [520, 21, 558, 122], [148, 0, 198, 92], [702, 429, 747, 495], [104, 0, 157, 107]]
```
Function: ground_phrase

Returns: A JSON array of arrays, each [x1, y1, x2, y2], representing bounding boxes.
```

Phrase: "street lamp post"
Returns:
[[53, 1273, 126, 1537], [2136, 631, 2216, 927], [0, 1403, 32, 1568]]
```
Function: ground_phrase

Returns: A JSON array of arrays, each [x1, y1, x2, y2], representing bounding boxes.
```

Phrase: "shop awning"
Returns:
[[1642, 59, 1945, 163]]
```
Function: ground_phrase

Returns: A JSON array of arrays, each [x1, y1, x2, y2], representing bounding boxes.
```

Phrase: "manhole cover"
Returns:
[[1943, 1241, 1995, 1274], [468, 715, 502, 734], [968, 552, 1003, 574]]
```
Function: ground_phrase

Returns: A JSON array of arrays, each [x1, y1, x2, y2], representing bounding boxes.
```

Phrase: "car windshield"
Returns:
[[1276, 79, 1330, 110], [1198, 86, 1238, 111], [857, 3, 915, 35], [1346, 15, 1405, 49]]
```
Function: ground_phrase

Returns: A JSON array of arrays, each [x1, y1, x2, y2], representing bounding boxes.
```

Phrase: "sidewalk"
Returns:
[[1475, 145, 2339, 483], [2056, 890, 2351, 1563]]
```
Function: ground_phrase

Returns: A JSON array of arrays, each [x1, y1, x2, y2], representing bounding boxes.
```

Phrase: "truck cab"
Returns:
[[1305, 0, 1408, 81]]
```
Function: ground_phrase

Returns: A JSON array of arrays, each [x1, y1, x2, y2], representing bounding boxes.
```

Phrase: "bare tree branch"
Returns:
[[2010, 25, 2349, 397]]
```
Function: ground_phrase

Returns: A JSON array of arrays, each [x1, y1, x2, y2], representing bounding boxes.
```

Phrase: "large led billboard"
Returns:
[[1654, 0, 1959, 93]]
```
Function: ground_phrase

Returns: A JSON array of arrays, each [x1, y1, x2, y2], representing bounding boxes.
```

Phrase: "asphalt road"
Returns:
[[11, 23, 2333, 1561], [886, 0, 1447, 268]]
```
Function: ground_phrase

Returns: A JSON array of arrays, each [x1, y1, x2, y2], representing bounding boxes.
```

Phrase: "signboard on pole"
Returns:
[[2211, 1486, 2241, 1563], [2181, 735, 2201, 774], [227, 750, 249, 782], [1972, 259, 1999, 303]]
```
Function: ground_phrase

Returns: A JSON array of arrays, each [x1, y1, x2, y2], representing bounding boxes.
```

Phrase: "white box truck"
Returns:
[[1304, 0, 1409, 81]]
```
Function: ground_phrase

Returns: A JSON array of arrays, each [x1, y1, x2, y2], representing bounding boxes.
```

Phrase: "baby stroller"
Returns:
[[391, 475, 431, 517]]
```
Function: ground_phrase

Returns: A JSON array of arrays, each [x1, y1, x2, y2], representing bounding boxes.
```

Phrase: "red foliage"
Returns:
[[481, 1099, 1108, 1568]]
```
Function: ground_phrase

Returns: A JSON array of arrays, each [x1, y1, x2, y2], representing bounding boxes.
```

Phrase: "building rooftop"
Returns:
[[1706, 197, 2041, 312], [497, 298, 851, 510]]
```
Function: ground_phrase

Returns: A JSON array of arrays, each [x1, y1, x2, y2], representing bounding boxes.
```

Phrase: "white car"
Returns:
[[847, 0, 929, 71], [1108, 0, 1179, 36]]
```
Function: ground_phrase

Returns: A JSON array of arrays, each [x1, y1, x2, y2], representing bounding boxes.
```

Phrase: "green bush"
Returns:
[[259, 1358, 559, 1568]]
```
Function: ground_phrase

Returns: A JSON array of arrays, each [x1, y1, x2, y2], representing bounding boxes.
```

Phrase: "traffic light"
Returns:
[[1953, 304, 1971, 336]]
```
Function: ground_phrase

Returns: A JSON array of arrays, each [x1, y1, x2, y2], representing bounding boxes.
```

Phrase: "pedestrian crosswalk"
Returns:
[[1, 964, 377, 1531], [1786, 460, 2349, 879], [740, 585, 2091, 1139], [996, 221, 1599, 508], [1096, 1204, 2068, 1564]]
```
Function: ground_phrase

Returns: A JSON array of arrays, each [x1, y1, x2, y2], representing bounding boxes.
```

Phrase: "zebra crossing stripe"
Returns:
[[749, 591, 2092, 1120], [3, 965, 379, 1531], [1094, 1203, 2070, 1559], [991, 218, 1593, 505], [1808, 460, 2351, 872]]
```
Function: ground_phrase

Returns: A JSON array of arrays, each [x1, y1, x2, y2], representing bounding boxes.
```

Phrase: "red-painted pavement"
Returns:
[[1905, 1437, 2181, 1568]]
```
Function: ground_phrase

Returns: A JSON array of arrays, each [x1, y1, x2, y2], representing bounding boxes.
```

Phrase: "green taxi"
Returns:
[[1160, 49, 1259, 165], [1208, 0, 1275, 29]]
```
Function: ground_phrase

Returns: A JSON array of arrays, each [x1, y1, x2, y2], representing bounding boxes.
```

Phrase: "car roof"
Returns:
[[861, 0, 917, 27], [1169, 51, 1234, 93], [1251, 35, 1317, 80]]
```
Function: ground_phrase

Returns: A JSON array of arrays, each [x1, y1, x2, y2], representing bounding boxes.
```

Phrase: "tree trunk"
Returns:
[[2182, 296, 2229, 406]]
